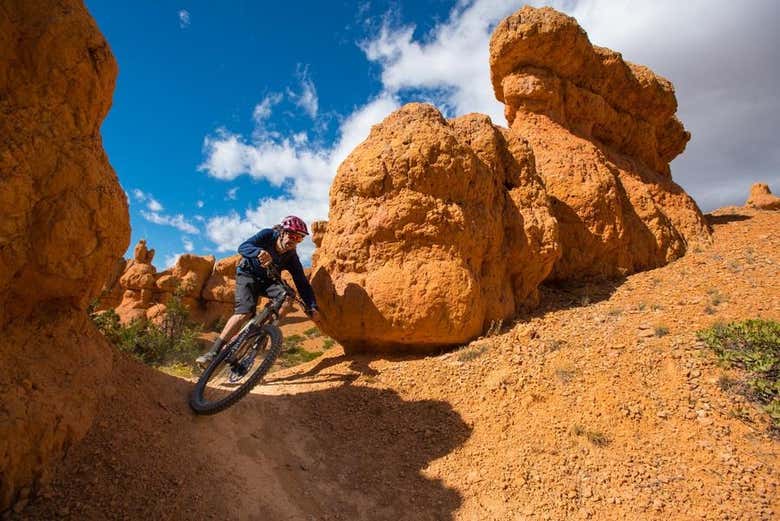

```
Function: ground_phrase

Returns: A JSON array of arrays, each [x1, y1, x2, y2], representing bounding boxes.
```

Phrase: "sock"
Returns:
[[211, 336, 225, 353]]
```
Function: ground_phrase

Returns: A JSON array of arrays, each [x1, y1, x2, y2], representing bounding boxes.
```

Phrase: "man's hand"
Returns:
[[257, 249, 272, 267]]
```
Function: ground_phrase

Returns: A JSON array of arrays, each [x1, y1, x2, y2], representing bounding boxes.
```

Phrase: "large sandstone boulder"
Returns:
[[312, 104, 560, 352], [489, 6, 711, 280], [0, 0, 129, 510], [745, 183, 780, 210]]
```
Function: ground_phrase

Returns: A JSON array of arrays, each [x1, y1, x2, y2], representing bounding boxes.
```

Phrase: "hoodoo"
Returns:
[[0, 0, 130, 509]]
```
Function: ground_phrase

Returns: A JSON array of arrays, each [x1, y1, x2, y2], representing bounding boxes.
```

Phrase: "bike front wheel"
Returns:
[[189, 324, 282, 415]]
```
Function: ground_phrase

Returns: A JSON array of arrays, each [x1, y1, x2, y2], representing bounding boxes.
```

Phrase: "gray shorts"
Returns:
[[234, 273, 286, 315]]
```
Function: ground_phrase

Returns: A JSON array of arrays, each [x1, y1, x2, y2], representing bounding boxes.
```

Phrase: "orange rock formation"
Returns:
[[107, 242, 236, 327], [312, 6, 712, 353], [490, 6, 711, 280], [745, 183, 780, 210], [0, 0, 129, 510], [312, 104, 560, 352]]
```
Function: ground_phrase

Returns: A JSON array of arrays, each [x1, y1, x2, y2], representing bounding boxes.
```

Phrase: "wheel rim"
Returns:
[[200, 333, 270, 405]]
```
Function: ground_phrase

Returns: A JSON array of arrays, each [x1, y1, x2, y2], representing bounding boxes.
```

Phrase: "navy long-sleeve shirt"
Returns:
[[236, 228, 317, 310]]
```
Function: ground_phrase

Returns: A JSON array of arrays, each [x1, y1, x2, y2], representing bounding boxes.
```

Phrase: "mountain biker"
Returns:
[[195, 215, 320, 366]]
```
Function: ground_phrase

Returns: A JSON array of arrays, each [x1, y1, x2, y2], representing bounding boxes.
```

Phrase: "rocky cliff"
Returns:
[[0, 0, 129, 511]]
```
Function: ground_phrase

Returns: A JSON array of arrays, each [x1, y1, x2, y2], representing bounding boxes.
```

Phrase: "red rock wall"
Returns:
[[0, 0, 129, 510]]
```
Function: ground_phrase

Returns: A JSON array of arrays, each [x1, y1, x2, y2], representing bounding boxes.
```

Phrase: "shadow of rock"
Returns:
[[707, 213, 752, 225], [531, 277, 628, 318]]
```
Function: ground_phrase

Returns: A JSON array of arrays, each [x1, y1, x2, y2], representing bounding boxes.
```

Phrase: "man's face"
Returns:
[[280, 230, 305, 250]]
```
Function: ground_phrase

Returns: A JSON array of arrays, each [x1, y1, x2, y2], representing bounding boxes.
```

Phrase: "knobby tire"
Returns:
[[189, 324, 282, 415]]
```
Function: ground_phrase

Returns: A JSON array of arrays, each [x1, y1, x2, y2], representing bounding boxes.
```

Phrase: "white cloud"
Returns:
[[196, 200, 204, 208], [226, 187, 239, 200], [178, 9, 190, 29], [132, 189, 146, 202], [201, 93, 399, 264], [288, 66, 319, 119], [140, 210, 199, 234], [164, 253, 183, 269], [253, 93, 283, 124], [146, 197, 163, 212], [182, 237, 194, 252], [361, 0, 517, 122]]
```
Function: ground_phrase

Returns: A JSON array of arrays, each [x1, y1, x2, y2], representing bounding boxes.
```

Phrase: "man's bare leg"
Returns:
[[196, 312, 251, 365]]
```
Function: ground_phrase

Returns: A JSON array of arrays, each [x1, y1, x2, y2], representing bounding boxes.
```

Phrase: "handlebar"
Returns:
[[263, 263, 312, 315]]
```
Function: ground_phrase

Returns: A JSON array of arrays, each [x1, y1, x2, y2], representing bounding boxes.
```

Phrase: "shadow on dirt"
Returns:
[[222, 380, 472, 520], [22, 351, 471, 521], [707, 213, 752, 225], [527, 277, 627, 319]]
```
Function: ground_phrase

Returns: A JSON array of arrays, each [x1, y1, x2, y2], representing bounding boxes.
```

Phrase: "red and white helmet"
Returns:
[[281, 215, 309, 236]]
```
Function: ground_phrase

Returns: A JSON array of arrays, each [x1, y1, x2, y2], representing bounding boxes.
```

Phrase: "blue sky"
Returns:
[[86, 0, 780, 269]]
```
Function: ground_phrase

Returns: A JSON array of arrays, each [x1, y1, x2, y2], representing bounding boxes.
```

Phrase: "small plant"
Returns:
[[607, 308, 623, 317], [545, 339, 567, 353], [586, 430, 611, 447], [275, 335, 323, 370], [717, 374, 741, 392], [485, 319, 504, 337], [707, 288, 725, 306], [637, 302, 648, 312], [572, 424, 611, 447], [744, 248, 755, 264], [322, 338, 335, 350], [697, 319, 780, 431], [654, 325, 669, 337], [729, 406, 754, 424], [727, 260, 741, 273], [457, 344, 489, 362], [650, 303, 663, 311], [704, 305, 716, 315], [284, 334, 306, 345], [555, 364, 576, 383], [303, 327, 321, 338]]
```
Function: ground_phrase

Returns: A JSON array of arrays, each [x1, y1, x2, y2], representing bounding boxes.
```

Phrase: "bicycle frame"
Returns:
[[223, 265, 302, 360]]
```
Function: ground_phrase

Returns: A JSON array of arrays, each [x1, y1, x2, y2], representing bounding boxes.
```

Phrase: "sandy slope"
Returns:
[[19, 207, 779, 521]]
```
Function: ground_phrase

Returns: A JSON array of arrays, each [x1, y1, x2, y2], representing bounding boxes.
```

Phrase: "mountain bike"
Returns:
[[188, 264, 305, 415]]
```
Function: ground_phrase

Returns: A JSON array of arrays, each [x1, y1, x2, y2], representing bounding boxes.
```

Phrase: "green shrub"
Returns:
[[91, 293, 201, 366], [303, 327, 321, 338], [274, 335, 322, 370], [697, 319, 780, 430]]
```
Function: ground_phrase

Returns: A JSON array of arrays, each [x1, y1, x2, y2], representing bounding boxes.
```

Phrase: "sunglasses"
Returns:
[[286, 231, 306, 243]]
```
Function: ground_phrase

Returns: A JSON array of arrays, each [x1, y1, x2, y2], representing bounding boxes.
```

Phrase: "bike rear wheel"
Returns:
[[189, 324, 282, 415]]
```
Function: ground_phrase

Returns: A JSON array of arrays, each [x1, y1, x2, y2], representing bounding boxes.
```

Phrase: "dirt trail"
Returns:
[[20, 207, 780, 520]]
